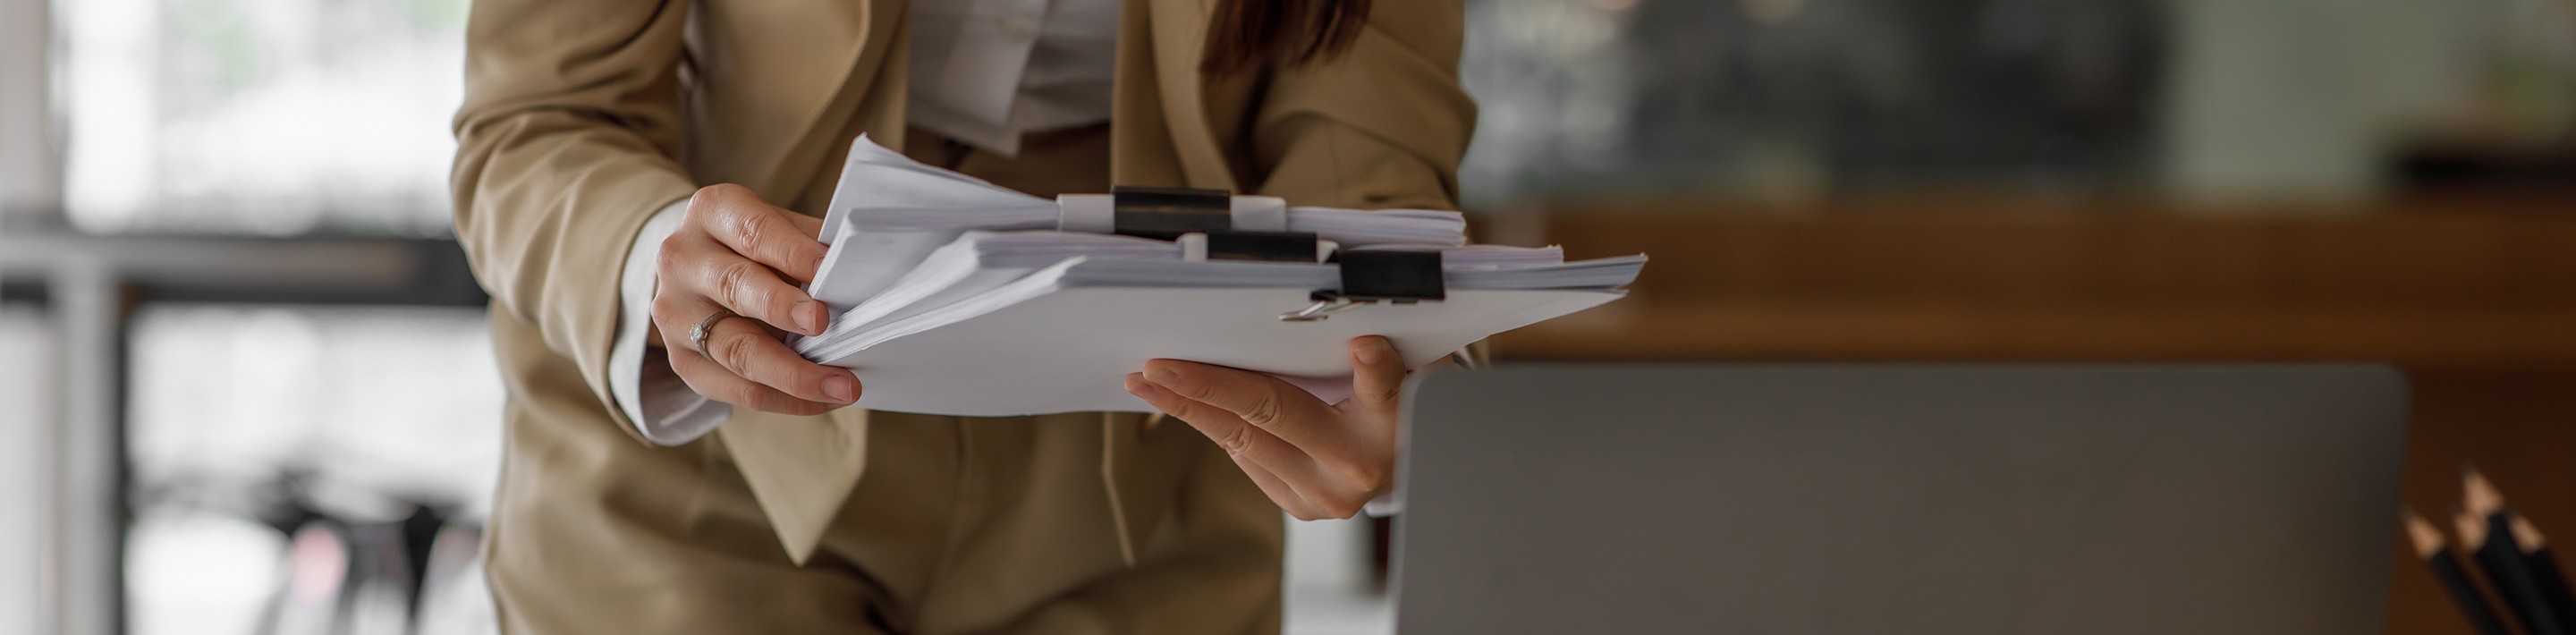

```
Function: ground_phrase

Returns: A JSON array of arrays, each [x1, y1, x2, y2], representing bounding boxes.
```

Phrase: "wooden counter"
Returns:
[[1480, 199, 2576, 635]]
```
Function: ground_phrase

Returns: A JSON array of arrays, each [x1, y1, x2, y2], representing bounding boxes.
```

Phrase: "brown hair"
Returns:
[[1201, 0, 1374, 76]]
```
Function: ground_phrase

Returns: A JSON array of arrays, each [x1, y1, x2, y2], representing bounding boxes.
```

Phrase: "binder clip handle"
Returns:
[[1278, 250, 1445, 322], [1281, 292, 1375, 322], [1109, 185, 1233, 240]]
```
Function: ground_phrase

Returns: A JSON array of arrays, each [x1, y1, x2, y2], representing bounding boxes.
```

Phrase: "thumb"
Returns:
[[1346, 335, 1405, 409]]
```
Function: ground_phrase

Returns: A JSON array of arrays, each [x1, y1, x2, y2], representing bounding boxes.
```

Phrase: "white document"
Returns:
[[809, 256, 1639, 417], [807, 135, 1053, 309], [795, 135, 1647, 417], [815, 134, 1052, 245], [805, 135, 1473, 310], [794, 232, 1180, 356], [792, 231, 1581, 361]]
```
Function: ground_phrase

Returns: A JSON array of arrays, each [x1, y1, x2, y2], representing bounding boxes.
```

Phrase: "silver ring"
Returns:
[[688, 309, 738, 355]]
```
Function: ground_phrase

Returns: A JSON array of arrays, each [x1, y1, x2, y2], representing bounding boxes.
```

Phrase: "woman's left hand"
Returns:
[[1124, 335, 1407, 520]]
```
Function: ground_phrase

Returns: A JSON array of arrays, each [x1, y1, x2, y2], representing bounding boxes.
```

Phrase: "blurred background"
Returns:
[[2, 0, 2572, 633]]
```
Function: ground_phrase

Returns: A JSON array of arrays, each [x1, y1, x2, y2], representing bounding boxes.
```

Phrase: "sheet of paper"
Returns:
[[815, 134, 1046, 245], [818, 285, 1624, 417], [805, 136, 1052, 307]]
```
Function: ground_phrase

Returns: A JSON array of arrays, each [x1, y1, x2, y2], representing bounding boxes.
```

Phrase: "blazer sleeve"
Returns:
[[1246, 0, 1477, 210], [450, 0, 699, 431]]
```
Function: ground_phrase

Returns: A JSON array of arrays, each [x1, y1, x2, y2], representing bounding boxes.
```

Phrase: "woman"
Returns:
[[450, 0, 1472, 631]]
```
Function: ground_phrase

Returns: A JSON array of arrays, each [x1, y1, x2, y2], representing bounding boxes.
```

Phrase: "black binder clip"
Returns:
[[1280, 251, 1445, 322], [1203, 230, 1321, 262], [1111, 185, 1233, 240]]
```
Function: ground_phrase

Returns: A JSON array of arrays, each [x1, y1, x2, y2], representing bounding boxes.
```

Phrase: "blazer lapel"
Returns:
[[687, 0, 910, 200], [1102, 412, 1207, 565], [1140, 0, 1235, 191], [718, 409, 870, 564]]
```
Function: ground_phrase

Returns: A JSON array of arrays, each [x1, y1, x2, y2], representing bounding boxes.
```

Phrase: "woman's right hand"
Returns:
[[650, 183, 861, 415]]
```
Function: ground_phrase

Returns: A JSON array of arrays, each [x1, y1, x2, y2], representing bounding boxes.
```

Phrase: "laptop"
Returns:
[[1390, 365, 2408, 634]]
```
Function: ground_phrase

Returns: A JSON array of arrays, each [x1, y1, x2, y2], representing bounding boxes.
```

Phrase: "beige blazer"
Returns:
[[452, 0, 1473, 564]]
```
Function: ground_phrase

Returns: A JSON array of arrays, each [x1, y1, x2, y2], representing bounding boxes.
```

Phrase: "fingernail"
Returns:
[[1358, 338, 1390, 365], [794, 301, 825, 335], [1146, 366, 1180, 386], [824, 375, 857, 402], [1123, 374, 1147, 394]]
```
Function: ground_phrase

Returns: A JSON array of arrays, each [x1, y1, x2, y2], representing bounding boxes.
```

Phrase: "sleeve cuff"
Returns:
[[1362, 491, 1402, 518], [607, 199, 734, 445]]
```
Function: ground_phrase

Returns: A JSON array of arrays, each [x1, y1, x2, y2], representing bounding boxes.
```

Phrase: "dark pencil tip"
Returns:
[[2466, 470, 2507, 517], [2408, 510, 2449, 556], [2512, 516, 2549, 552]]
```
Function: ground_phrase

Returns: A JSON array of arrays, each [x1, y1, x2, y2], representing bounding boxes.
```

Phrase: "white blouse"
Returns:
[[906, 0, 1123, 157]]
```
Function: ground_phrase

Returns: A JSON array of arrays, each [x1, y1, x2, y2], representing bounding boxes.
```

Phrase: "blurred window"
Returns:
[[123, 305, 502, 635], [55, 0, 468, 235], [1457, 0, 2166, 207], [127, 306, 502, 497]]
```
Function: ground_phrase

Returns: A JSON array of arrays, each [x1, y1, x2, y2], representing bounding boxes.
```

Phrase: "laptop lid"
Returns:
[[1391, 365, 2408, 634]]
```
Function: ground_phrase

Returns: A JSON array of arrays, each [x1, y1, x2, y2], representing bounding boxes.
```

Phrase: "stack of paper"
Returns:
[[807, 137, 1470, 309], [792, 137, 1645, 417]]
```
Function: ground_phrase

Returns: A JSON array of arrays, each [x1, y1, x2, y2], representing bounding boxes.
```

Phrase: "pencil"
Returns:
[[2467, 469, 2569, 635], [2512, 515, 2576, 633], [2412, 510, 2515, 635]]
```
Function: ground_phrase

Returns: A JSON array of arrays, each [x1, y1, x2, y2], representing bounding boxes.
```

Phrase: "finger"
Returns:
[[1227, 453, 1330, 521], [1127, 374, 1301, 465], [782, 209, 824, 240], [667, 345, 841, 415], [691, 184, 827, 283], [1346, 335, 1406, 409], [1128, 375, 1370, 519], [664, 234, 830, 336], [694, 316, 859, 405], [654, 292, 849, 404], [649, 289, 723, 360], [1128, 374, 1328, 479], [1141, 360, 1342, 453]]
